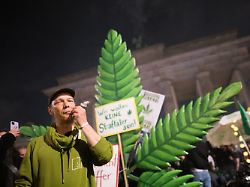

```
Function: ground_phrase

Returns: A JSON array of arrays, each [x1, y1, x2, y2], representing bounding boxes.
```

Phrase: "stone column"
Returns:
[[230, 69, 250, 106], [196, 71, 214, 97], [159, 80, 179, 113]]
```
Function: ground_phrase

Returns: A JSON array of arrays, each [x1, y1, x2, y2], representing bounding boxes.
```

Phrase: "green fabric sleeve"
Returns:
[[89, 137, 113, 166]]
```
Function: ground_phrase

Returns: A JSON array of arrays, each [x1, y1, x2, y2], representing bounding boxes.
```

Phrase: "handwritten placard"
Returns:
[[94, 144, 120, 187], [139, 90, 165, 132], [95, 97, 140, 137]]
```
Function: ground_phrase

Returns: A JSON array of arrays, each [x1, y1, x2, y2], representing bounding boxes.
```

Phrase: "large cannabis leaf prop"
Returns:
[[95, 29, 143, 155], [96, 29, 242, 187], [134, 82, 242, 171]]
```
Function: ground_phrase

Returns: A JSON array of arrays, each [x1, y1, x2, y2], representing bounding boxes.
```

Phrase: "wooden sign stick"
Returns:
[[117, 133, 129, 187]]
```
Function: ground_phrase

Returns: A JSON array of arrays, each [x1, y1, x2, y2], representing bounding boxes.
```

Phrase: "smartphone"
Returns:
[[10, 121, 19, 130]]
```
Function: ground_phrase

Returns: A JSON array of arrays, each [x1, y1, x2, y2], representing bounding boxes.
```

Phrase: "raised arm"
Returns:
[[72, 105, 113, 164]]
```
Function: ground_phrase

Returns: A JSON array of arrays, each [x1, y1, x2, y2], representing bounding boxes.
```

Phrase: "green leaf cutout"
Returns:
[[95, 29, 142, 104], [20, 125, 49, 138], [238, 102, 250, 135], [137, 170, 201, 187], [134, 82, 242, 170], [95, 29, 143, 155]]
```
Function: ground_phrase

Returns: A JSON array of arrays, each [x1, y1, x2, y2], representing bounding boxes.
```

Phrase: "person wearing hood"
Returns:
[[15, 88, 113, 187]]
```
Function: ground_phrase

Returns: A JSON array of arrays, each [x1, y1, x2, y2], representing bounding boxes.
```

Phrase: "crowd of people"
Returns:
[[174, 139, 250, 187]]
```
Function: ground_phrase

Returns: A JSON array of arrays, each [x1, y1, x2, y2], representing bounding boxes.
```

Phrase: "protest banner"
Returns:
[[139, 89, 165, 132], [95, 97, 140, 137]]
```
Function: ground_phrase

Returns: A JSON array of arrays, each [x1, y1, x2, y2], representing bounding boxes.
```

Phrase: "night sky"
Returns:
[[1, 0, 250, 130]]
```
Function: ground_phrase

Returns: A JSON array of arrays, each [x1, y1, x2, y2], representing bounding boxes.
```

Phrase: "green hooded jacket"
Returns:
[[15, 127, 113, 187]]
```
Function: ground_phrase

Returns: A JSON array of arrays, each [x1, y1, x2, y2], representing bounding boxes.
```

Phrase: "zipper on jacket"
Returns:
[[60, 150, 65, 184]]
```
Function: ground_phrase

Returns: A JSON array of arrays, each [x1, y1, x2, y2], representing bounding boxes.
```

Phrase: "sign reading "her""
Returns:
[[95, 97, 140, 137]]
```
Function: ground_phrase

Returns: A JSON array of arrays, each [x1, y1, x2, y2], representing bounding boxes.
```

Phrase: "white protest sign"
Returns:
[[94, 144, 120, 187], [139, 90, 165, 132], [95, 97, 140, 137]]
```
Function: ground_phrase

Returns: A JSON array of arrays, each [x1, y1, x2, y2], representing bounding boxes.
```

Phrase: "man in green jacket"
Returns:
[[15, 88, 113, 187]]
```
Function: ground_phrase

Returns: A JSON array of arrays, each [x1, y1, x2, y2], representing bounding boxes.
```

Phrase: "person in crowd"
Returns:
[[208, 154, 219, 187], [0, 128, 21, 187], [228, 144, 241, 172], [213, 144, 240, 186], [15, 88, 113, 187], [184, 139, 212, 187], [13, 136, 30, 168]]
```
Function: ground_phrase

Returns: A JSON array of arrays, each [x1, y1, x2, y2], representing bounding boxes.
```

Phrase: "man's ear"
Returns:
[[48, 106, 53, 116]]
